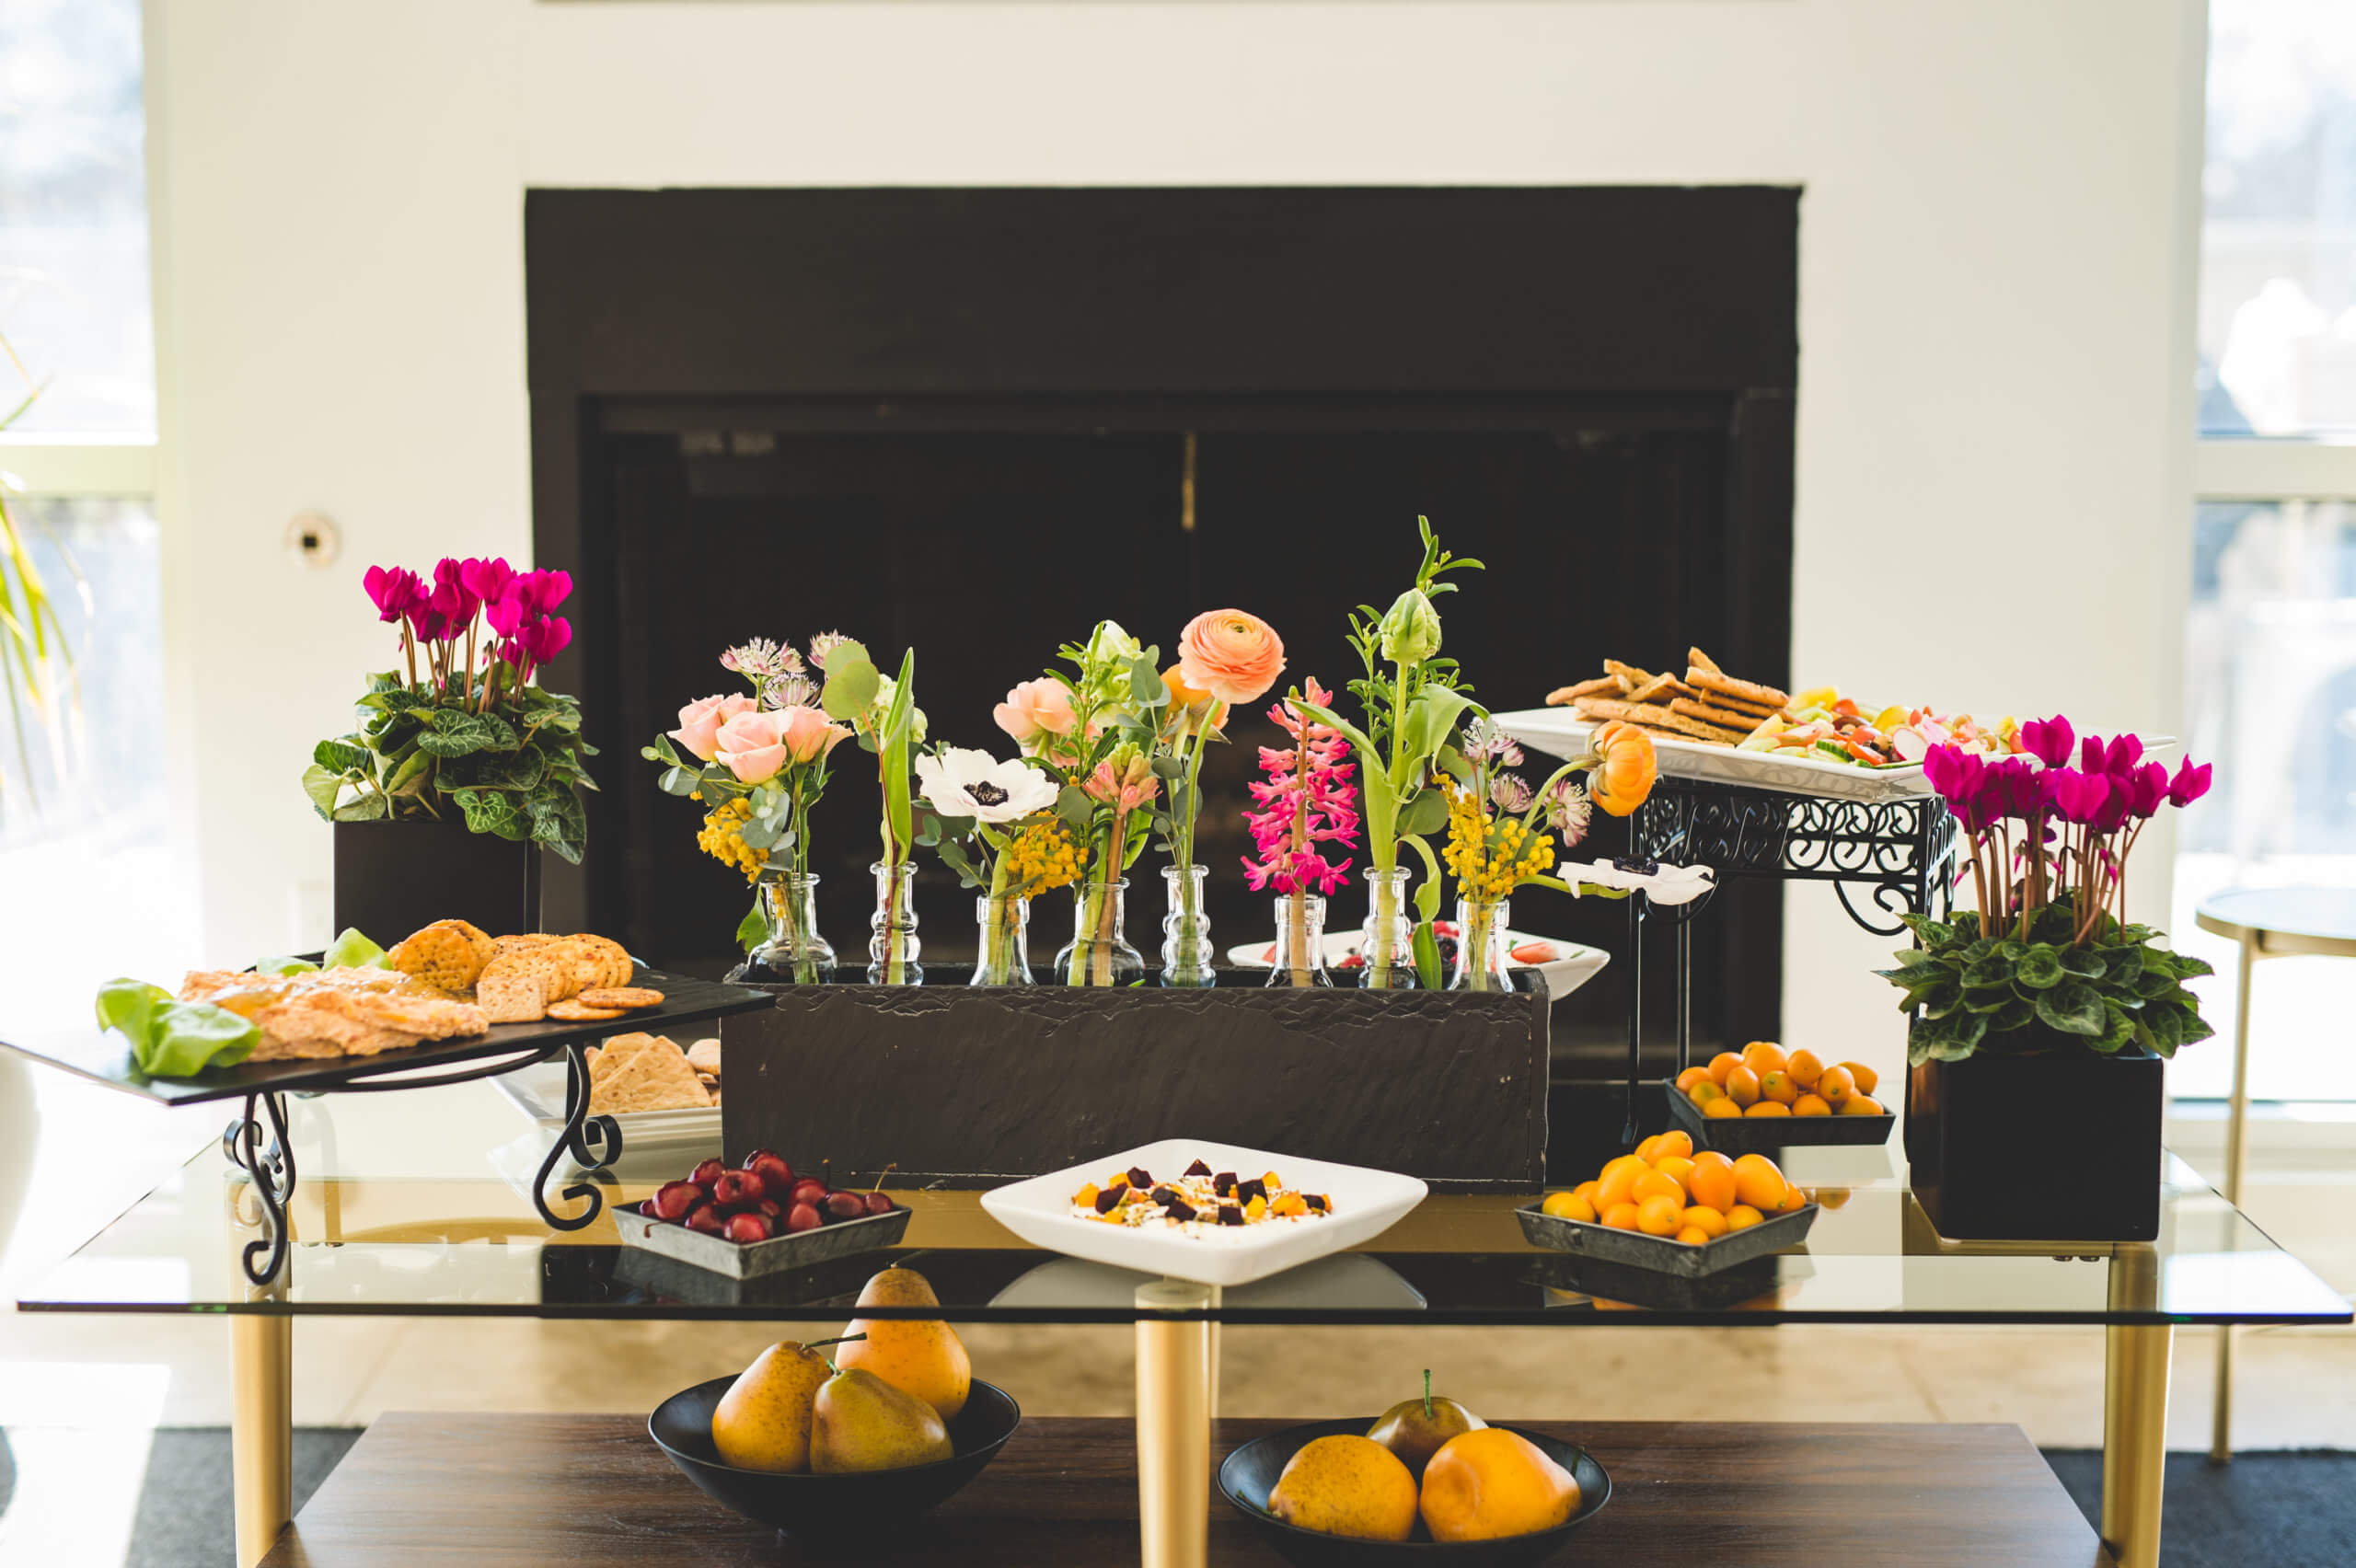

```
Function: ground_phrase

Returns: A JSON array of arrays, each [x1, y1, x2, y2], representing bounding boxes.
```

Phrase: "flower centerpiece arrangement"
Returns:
[[642, 638, 851, 983], [1244, 678, 1360, 986], [306, 559, 592, 862], [1876, 720, 2215, 1063], [1160, 611, 1287, 982], [913, 747, 1082, 984]]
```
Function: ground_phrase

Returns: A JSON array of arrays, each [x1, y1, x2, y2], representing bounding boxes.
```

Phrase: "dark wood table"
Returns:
[[260, 1412, 2113, 1566]]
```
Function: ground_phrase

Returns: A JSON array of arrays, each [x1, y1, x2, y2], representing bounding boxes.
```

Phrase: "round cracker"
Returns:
[[546, 998, 628, 1021], [577, 986, 664, 1010]]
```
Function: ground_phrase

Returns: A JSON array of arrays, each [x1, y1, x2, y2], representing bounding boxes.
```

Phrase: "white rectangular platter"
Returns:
[[978, 1137, 1427, 1288], [491, 1056, 721, 1177]]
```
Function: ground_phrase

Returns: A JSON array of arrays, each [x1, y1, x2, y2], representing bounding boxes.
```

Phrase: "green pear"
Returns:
[[1366, 1369, 1485, 1476], [812, 1366, 955, 1473], [711, 1340, 848, 1472]]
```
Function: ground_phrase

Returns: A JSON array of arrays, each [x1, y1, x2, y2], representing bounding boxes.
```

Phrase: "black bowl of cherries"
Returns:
[[617, 1152, 912, 1279]]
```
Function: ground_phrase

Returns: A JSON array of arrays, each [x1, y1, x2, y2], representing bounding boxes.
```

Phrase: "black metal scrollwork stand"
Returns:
[[219, 1040, 629, 1286], [1614, 777, 1959, 1147]]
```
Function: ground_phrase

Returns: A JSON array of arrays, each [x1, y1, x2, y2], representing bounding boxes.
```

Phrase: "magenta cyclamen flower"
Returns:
[[1242, 678, 1361, 896], [458, 557, 514, 609], [2167, 757, 2212, 808], [2126, 760, 2170, 819], [2017, 716, 2073, 768], [521, 616, 572, 666], [363, 565, 425, 624]]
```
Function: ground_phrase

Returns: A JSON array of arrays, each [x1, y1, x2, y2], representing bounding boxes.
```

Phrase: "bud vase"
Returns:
[[1267, 892, 1332, 986], [1058, 879, 1144, 986], [1357, 866, 1419, 989], [867, 859, 922, 986], [727, 869, 835, 986], [973, 894, 1033, 986], [1451, 896, 1514, 992], [1160, 864, 1215, 986]]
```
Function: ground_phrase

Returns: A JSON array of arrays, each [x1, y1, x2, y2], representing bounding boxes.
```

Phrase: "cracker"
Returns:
[[547, 998, 627, 1021], [387, 919, 498, 992], [685, 1038, 722, 1076], [578, 986, 663, 1009], [1544, 674, 1623, 707], [1602, 659, 1657, 687], [1578, 697, 1750, 745], [1669, 696, 1774, 733], [1687, 646, 1722, 675], [1688, 670, 1791, 710], [492, 933, 559, 958], [587, 1034, 708, 1113], [569, 935, 634, 990], [475, 970, 547, 1024], [1623, 673, 1695, 707]]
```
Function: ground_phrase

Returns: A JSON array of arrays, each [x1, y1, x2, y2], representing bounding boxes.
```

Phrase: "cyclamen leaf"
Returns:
[[2034, 980, 2107, 1036], [302, 764, 344, 820], [2012, 948, 2065, 989], [454, 788, 524, 839], [2060, 947, 2108, 979], [2171, 953, 2216, 980], [1961, 953, 2015, 989], [313, 739, 368, 773], [330, 791, 389, 823]]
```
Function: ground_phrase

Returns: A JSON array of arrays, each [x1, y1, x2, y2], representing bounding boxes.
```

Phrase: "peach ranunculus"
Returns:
[[670, 693, 756, 762], [774, 703, 853, 765], [994, 677, 1080, 746], [1177, 610, 1285, 706], [1161, 664, 1230, 732], [713, 709, 791, 784], [1588, 720, 1659, 818]]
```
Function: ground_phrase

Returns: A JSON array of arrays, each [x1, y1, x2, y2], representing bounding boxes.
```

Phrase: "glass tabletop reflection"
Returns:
[[15, 1079, 2350, 1328]]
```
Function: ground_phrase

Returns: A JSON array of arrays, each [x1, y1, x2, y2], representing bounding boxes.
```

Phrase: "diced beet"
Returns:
[[1184, 1159, 1212, 1178], [1094, 1187, 1123, 1214], [1304, 1193, 1330, 1212], [1218, 1205, 1246, 1226], [1126, 1166, 1153, 1189], [1235, 1178, 1267, 1205], [1212, 1171, 1238, 1194], [1164, 1197, 1197, 1223], [1149, 1186, 1180, 1207]]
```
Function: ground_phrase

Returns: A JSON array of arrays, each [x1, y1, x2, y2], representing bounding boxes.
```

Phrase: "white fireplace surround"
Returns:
[[144, 0, 2204, 1069]]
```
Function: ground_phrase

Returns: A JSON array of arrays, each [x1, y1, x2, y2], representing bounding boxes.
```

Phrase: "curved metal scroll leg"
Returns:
[[534, 1041, 624, 1230], [1833, 879, 1916, 939], [222, 1091, 295, 1286]]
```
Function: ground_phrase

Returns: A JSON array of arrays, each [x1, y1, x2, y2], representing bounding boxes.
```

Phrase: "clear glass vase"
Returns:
[[1160, 864, 1215, 987], [1451, 896, 1514, 992], [867, 858, 922, 986], [973, 894, 1032, 986], [1057, 879, 1145, 986], [726, 868, 835, 986], [1357, 865, 1420, 990], [1266, 892, 1332, 986]]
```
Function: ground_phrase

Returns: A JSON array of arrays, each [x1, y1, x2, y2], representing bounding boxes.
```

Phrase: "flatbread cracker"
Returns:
[[1602, 659, 1657, 687], [1687, 647, 1722, 675], [578, 986, 663, 1009], [1688, 670, 1792, 710], [1670, 696, 1774, 733], [1576, 697, 1750, 745], [475, 970, 547, 1024], [547, 998, 626, 1021], [387, 919, 497, 992], [1623, 673, 1695, 707], [1544, 674, 1623, 707], [587, 1033, 708, 1113], [686, 1038, 722, 1076]]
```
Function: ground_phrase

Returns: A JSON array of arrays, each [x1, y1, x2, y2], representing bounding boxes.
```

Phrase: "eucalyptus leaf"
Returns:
[[820, 653, 880, 721]]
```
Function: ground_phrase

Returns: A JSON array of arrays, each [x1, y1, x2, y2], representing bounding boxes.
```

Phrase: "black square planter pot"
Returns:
[[1904, 1043, 2164, 1242], [720, 967, 1551, 1193], [332, 820, 540, 944]]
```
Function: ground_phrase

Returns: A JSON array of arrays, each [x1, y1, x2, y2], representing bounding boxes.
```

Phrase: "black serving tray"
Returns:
[[0, 966, 774, 1106], [1528, 1249, 1791, 1312], [613, 1201, 911, 1280], [1516, 1197, 1816, 1277], [1661, 1078, 1895, 1156]]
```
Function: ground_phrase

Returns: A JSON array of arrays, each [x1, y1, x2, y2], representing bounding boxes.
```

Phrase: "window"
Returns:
[[2173, 0, 2356, 1101]]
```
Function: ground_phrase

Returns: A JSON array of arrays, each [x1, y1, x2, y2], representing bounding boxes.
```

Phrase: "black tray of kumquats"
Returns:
[[1519, 1133, 1818, 1279], [1529, 1250, 1795, 1312], [1661, 1043, 1896, 1155]]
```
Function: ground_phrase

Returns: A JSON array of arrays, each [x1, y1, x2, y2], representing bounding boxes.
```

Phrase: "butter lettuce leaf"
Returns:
[[95, 977, 260, 1078]]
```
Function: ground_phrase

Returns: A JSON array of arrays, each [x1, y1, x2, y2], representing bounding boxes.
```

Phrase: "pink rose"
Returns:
[[774, 704, 852, 764], [994, 678, 1079, 745], [1178, 609, 1286, 705], [714, 709, 790, 784], [671, 693, 756, 762]]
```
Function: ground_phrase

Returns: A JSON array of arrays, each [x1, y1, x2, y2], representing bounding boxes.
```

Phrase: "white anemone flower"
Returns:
[[915, 746, 1058, 824], [1559, 858, 1716, 905]]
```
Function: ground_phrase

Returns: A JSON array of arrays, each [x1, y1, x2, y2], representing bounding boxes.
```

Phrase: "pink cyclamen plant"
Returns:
[[365, 557, 572, 711]]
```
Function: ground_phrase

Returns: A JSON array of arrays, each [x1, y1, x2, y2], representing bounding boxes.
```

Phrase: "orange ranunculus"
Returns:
[[1177, 609, 1285, 706], [1161, 664, 1230, 731], [1588, 721, 1658, 817]]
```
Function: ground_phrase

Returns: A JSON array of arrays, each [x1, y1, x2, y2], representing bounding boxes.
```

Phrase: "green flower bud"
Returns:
[[1379, 588, 1443, 667]]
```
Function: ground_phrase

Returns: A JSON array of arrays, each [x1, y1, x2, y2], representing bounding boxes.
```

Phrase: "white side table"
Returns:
[[2192, 886, 2356, 1463]]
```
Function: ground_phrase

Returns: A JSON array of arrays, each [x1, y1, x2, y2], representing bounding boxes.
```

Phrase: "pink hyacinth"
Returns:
[[1242, 678, 1361, 896]]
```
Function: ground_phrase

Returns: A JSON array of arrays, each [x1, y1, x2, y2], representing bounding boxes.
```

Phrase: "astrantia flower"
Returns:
[[1542, 777, 1592, 847], [1488, 772, 1534, 814], [807, 631, 850, 670], [914, 747, 1057, 824], [1461, 718, 1523, 769]]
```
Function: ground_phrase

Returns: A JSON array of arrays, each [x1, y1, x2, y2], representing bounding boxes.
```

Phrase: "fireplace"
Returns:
[[525, 187, 1796, 1070]]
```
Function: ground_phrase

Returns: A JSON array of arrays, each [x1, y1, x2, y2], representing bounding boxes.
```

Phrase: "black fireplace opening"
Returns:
[[526, 187, 1797, 1073]]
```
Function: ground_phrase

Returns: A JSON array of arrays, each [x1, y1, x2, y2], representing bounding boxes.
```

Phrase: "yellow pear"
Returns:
[[1267, 1435, 1418, 1542], [711, 1340, 841, 1472], [811, 1366, 954, 1473], [835, 1267, 972, 1421]]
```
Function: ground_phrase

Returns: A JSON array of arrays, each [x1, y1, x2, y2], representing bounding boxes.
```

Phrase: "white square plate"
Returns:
[[977, 1137, 1428, 1288]]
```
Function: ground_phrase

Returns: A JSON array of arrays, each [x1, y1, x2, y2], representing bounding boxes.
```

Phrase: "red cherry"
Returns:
[[746, 1151, 796, 1199], [785, 1201, 824, 1233], [755, 1198, 782, 1220], [684, 1204, 724, 1235], [650, 1181, 700, 1222], [863, 1192, 895, 1216], [788, 1177, 829, 1208], [722, 1212, 773, 1243], [688, 1159, 727, 1192], [824, 1191, 867, 1221], [711, 1170, 764, 1209]]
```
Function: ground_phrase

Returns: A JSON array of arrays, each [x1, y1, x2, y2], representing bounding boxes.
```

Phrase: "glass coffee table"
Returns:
[[15, 1081, 2349, 1568]]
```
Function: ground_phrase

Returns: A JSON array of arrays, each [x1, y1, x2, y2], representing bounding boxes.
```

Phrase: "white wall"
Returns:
[[149, 0, 2202, 1079]]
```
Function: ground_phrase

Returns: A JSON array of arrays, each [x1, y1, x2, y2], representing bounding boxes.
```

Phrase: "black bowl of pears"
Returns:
[[650, 1372, 1022, 1544], [1219, 1378, 1611, 1566]]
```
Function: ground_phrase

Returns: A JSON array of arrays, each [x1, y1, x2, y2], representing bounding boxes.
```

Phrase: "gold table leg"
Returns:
[[1136, 1280, 1211, 1568], [232, 1311, 294, 1568], [2102, 1246, 2171, 1568], [2210, 928, 2258, 1465]]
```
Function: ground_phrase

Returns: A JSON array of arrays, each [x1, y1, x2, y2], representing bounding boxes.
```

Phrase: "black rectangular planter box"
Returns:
[[720, 967, 1549, 1193], [1905, 1044, 2164, 1242], [332, 819, 540, 944]]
